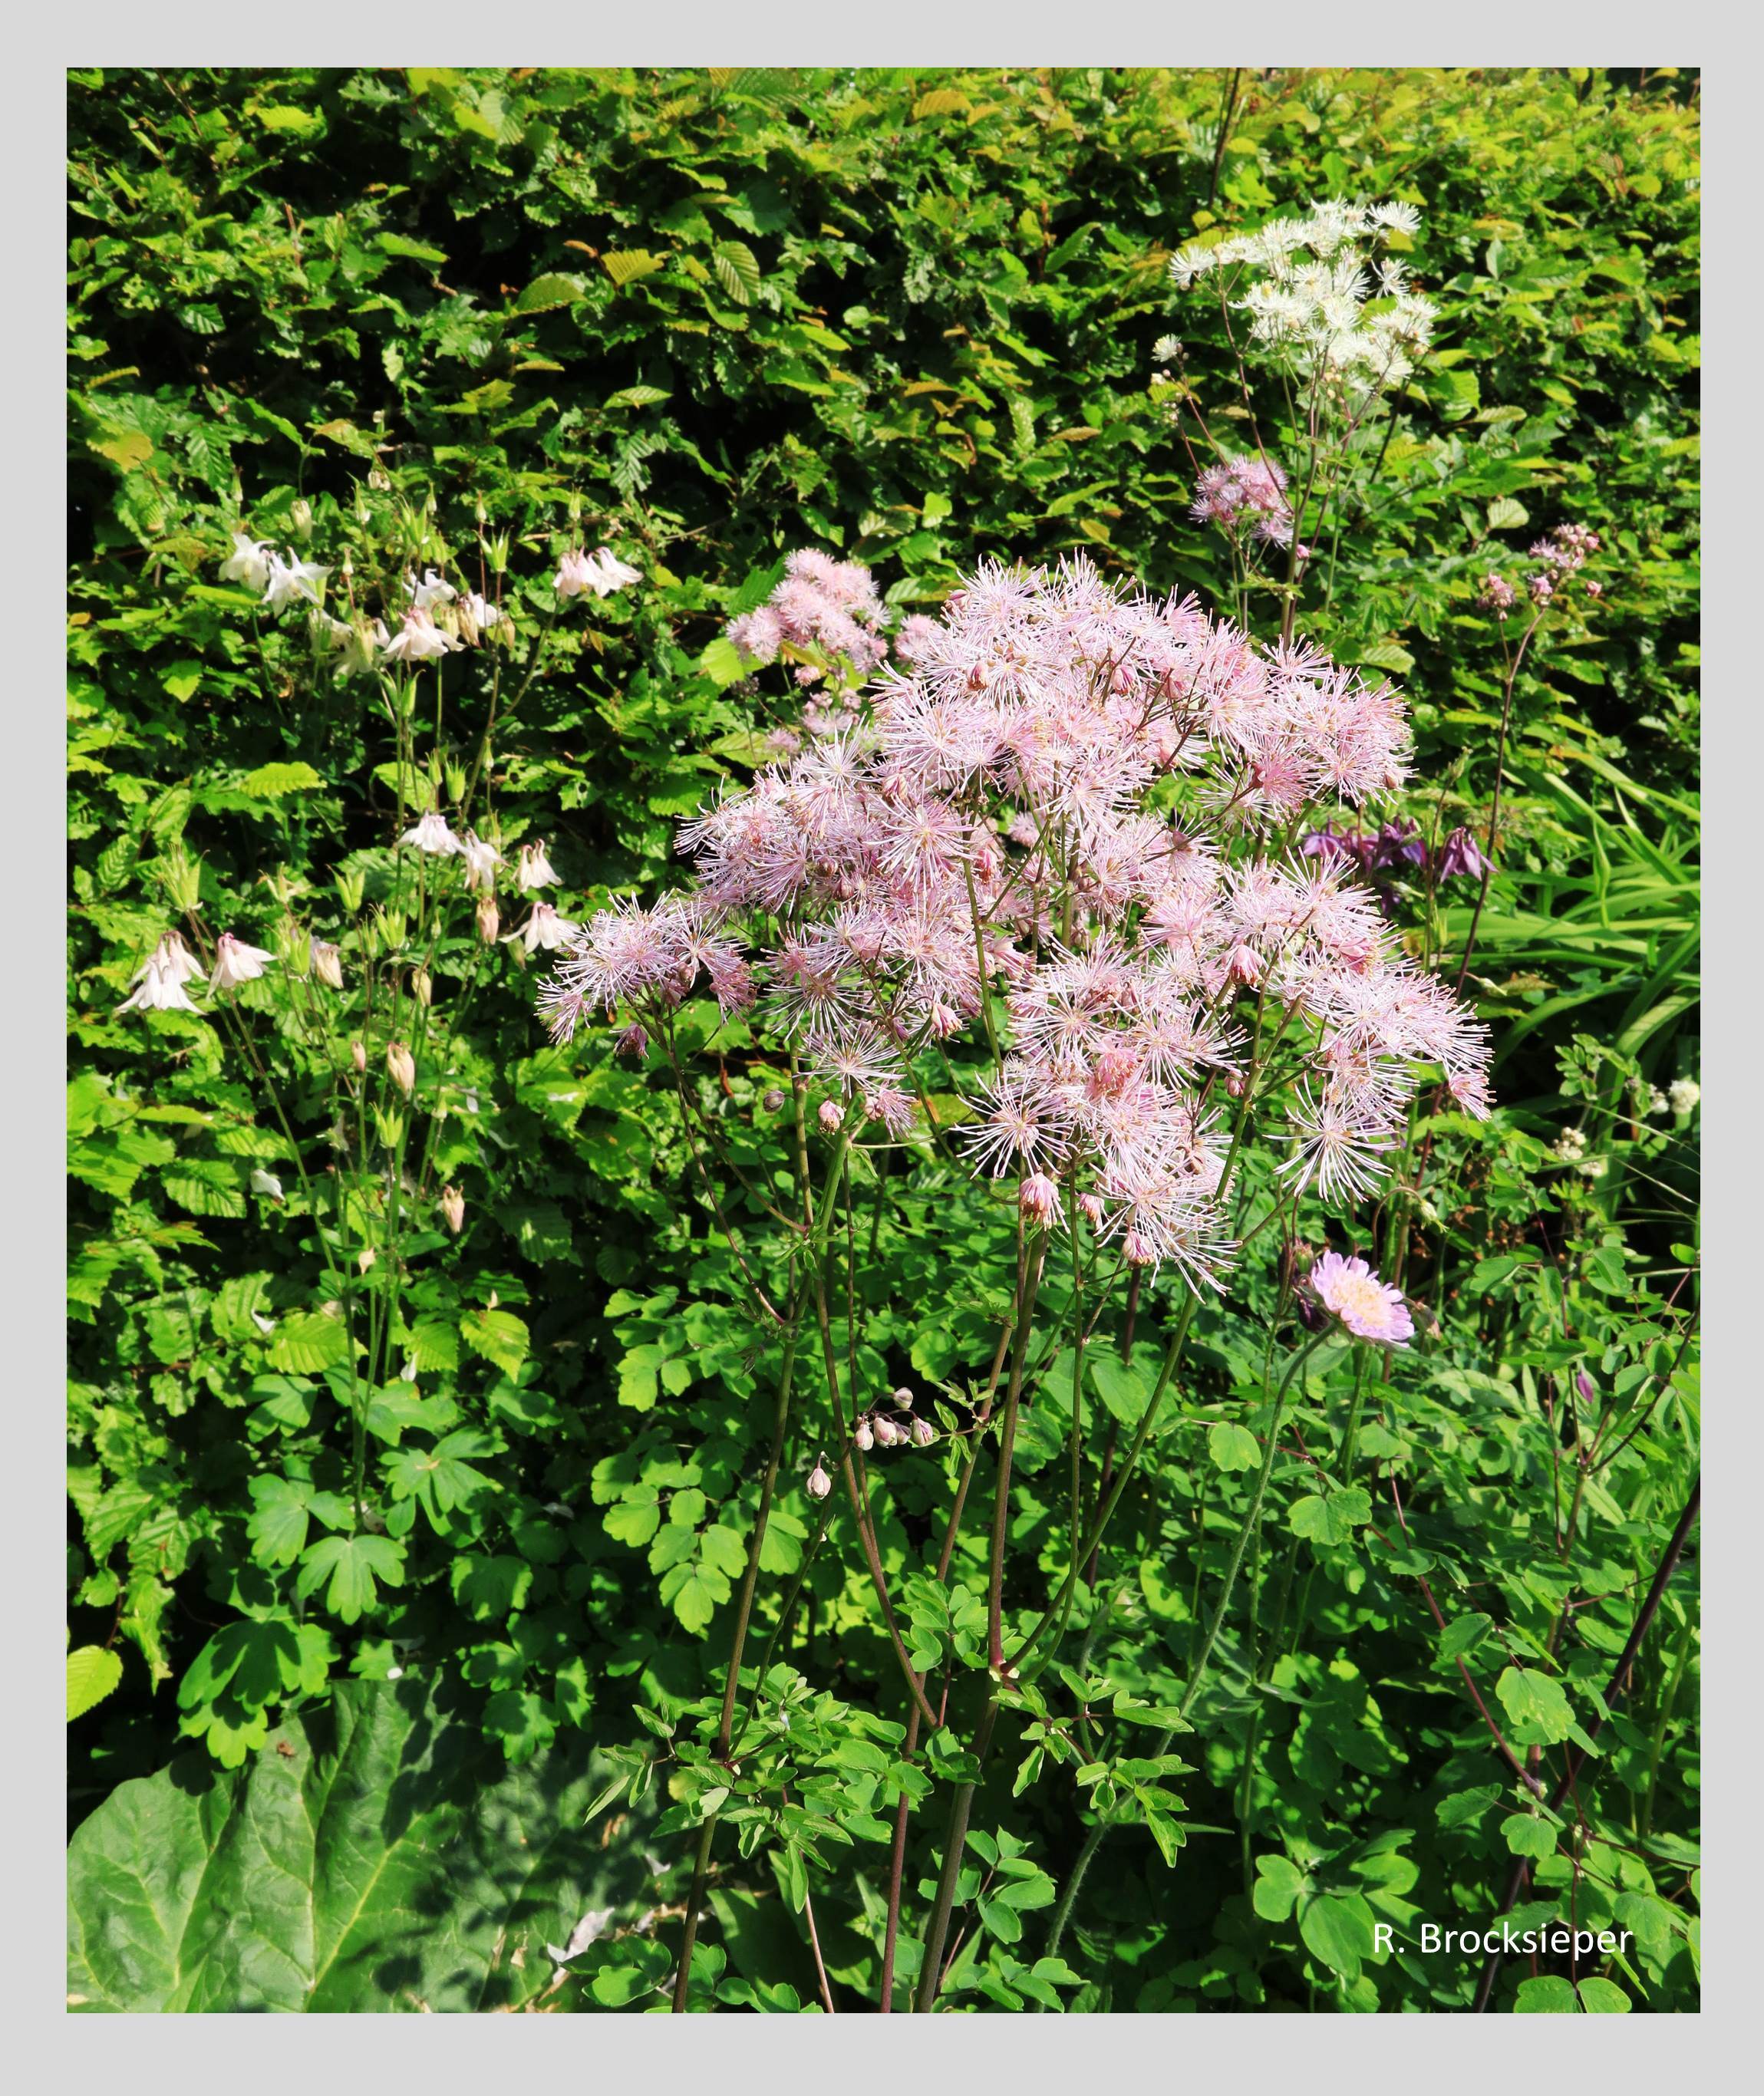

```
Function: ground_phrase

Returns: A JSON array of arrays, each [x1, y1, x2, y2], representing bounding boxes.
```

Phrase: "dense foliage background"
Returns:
[[67, 65, 1700, 2014]]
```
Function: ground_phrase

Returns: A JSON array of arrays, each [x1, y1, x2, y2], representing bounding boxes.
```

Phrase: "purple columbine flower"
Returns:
[[1438, 827, 1491, 880]]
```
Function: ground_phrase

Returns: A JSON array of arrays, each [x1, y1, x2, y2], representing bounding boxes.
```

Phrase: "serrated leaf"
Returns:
[[68, 1645, 124, 1721], [712, 241, 760, 307], [602, 250, 665, 287], [459, 1307, 529, 1379], [267, 1310, 350, 1375], [240, 761, 325, 799], [605, 384, 671, 409], [514, 272, 589, 314]]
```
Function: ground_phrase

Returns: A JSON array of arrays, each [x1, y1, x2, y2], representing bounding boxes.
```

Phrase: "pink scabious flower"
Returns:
[[1309, 1251, 1415, 1346]]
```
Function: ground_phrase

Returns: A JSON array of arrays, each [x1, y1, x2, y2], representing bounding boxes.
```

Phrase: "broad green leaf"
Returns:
[[1496, 1666, 1574, 1747], [459, 1307, 529, 1378], [67, 1680, 656, 2011]]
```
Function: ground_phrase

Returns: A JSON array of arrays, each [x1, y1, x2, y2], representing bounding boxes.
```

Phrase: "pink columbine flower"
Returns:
[[210, 931, 275, 993], [407, 568, 457, 611], [1437, 827, 1489, 881], [461, 832, 503, 890], [383, 607, 460, 662], [1309, 1251, 1414, 1346]]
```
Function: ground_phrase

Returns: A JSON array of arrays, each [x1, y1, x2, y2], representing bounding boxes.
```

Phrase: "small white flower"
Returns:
[[1552, 1127, 1588, 1164], [460, 831, 503, 891], [210, 931, 275, 993], [262, 550, 330, 611], [250, 1310, 277, 1334], [516, 839, 559, 891], [407, 567, 457, 611], [556, 546, 640, 599], [1668, 1077, 1700, 1116], [219, 532, 272, 592], [250, 1168, 284, 1200], [131, 931, 206, 988], [399, 810, 463, 856], [502, 901, 579, 953], [1369, 199, 1423, 237]]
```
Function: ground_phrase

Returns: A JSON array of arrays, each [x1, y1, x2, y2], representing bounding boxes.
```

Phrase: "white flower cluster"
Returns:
[[1171, 198, 1434, 395]]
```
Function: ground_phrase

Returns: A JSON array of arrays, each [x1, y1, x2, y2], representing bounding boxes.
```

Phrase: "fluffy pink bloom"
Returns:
[[1310, 1251, 1414, 1346], [1191, 453, 1296, 547]]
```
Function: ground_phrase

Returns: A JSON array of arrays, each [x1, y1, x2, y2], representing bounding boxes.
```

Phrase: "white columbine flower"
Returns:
[[132, 931, 206, 987], [516, 839, 559, 891], [458, 592, 502, 644], [461, 831, 503, 891], [116, 959, 202, 1016], [219, 532, 272, 592], [210, 931, 275, 993], [407, 567, 457, 611], [400, 810, 463, 856], [503, 901, 579, 953], [383, 608, 460, 663], [556, 546, 640, 599], [250, 1168, 284, 1200], [262, 550, 331, 611], [309, 937, 345, 990]]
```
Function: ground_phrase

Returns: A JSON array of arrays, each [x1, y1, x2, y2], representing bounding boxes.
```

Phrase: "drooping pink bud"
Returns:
[[892, 1386, 915, 1409], [910, 1416, 935, 1447], [439, 1185, 466, 1235], [387, 1040, 416, 1096], [872, 1415, 901, 1447], [1019, 1173, 1062, 1228], [853, 1418, 874, 1452], [762, 1089, 786, 1112], [1079, 1193, 1104, 1228], [806, 1459, 833, 1501], [615, 1023, 649, 1060], [351, 1040, 368, 1074]]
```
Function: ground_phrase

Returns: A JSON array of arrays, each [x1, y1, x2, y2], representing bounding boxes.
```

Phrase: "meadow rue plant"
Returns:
[[542, 548, 1492, 2009]]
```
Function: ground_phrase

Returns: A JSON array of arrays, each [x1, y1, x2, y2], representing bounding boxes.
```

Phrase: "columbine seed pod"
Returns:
[[439, 1185, 466, 1235], [476, 895, 500, 944], [806, 1458, 833, 1501], [387, 1040, 416, 1096]]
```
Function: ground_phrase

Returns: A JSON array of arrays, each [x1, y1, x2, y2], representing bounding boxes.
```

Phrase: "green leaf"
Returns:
[[268, 1310, 351, 1375], [240, 761, 325, 799], [514, 272, 589, 313], [1208, 1422, 1259, 1472], [68, 1645, 124, 1721], [66, 1679, 657, 2010], [459, 1307, 529, 1379], [1576, 1977, 1630, 2013], [1297, 1892, 1376, 1979], [1502, 1813, 1558, 1859], [376, 231, 449, 265], [1515, 1975, 1581, 2013], [295, 1534, 405, 1623], [1251, 1854, 1306, 1922], [712, 241, 761, 306], [1496, 1666, 1574, 1747]]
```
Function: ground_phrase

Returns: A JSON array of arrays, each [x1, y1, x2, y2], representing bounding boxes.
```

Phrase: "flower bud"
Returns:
[[439, 1185, 466, 1235], [291, 497, 314, 541], [892, 1386, 915, 1409], [387, 1040, 416, 1095], [818, 1099, 843, 1133], [853, 1419, 874, 1452], [376, 1106, 404, 1151], [761, 1089, 786, 1113], [615, 1023, 649, 1060], [1019, 1173, 1062, 1228], [157, 845, 204, 915], [358, 1246, 377, 1274], [872, 1415, 901, 1447], [476, 895, 500, 944], [806, 1459, 833, 1501], [1575, 1368, 1596, 1405], [445, 762, 467, 805], [910, 1416, 935, 1448], [411, 967, 433, 1008], [1225, 1073, 1245, 1099], [310, 938, 344, 990], [1079, 1193, 1104, 1228], [351, 1039, 368, 1074]]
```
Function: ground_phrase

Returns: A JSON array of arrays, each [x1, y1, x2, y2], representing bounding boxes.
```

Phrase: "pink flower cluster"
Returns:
[[1526, 522, 1601, 608], [727, 550, 892, 687], [1190, 453, 1297, 549], [546, 556, 1492, 1288]]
